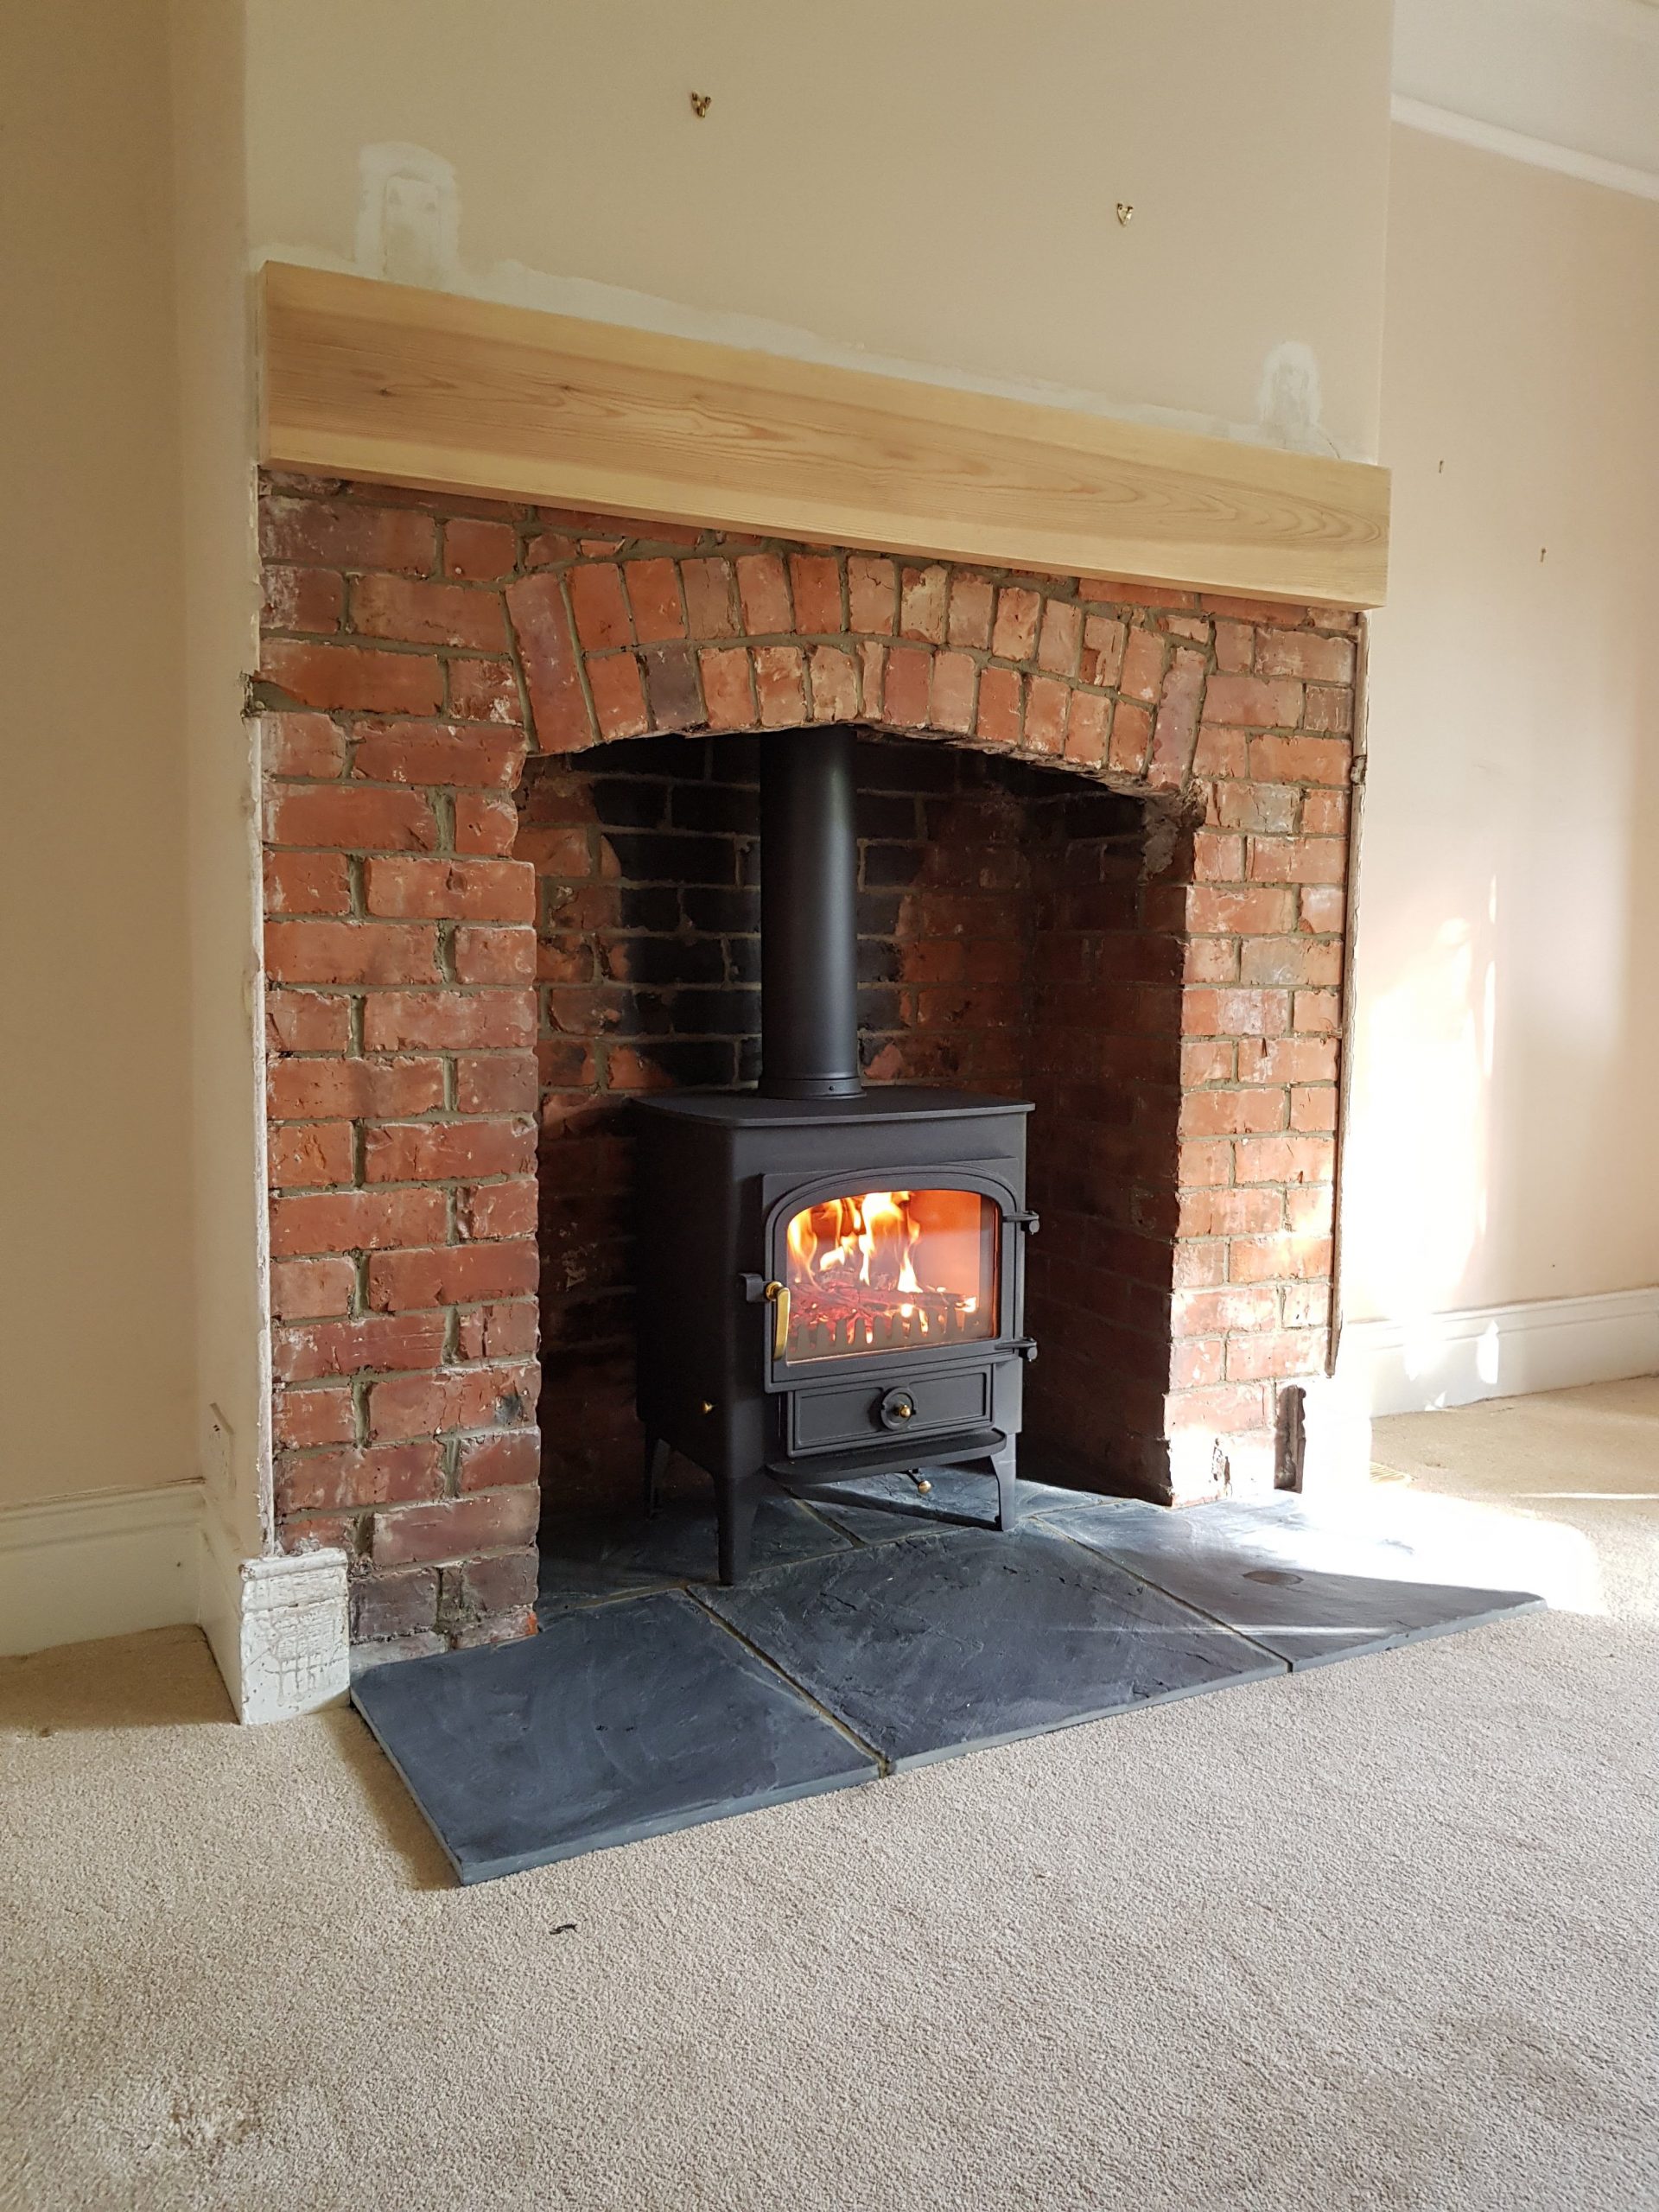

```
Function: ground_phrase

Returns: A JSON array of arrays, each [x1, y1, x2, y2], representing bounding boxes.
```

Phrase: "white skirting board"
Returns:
[[1337, 1287, 1659, 1418], [0, 1482, 350, 1723]]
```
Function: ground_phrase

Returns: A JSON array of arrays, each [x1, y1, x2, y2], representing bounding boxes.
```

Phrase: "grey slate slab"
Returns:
[[537, 1493, 855, 1614], [1033, 1495, 1544, 1669], [807, 1465, 1128, 1543], [351, 1589, 878, 1883], [699, 1524, 1286, 1767]]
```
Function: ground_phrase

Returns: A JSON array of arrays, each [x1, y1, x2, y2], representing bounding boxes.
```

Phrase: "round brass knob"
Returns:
[[878, 1388, 917, 1431]]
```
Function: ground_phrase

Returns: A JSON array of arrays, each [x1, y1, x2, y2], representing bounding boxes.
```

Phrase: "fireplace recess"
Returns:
[[633, 728, 1037, 1581]]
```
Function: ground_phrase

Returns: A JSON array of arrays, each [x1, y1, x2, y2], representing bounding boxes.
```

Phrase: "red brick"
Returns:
[[808, 645, 859, 722], [587, 652, 649, 741], [1024, 677, 1069, 755], [1148, 647, 1205, 786], [1213, 782, 1299, 834], [1288, 1183, 1336, 1235], [1192, 830, 1244, 883], [261, 639, 443, 716], [1079, 613, 1126, 688], [1185, 887, 1296, 935], [790, 554, 843, 634], [1289, 1084, 1338, 1133], [461, 1176, 537, 1239], [753, 645, 806, 727], [371, 1484, 541, 1565], [267, 990, 351, 1052], [1164, 1383, 1271, 1433], [1302, 789, 1349, 836], [367, 1241, 540, 1311], [1118, 626, 1166, 703], [1239, 938, 1342, 989], [261, 497, 435, 575], [1181, 1039, 1236, 1085], [1294, 988, 1342, 1033], [504, 573, 594, 753], [976, 665, 1022, 747], [1304, 686, 1353, 734], [261, 563, 345, 633], [1034, 597, 1082, 676], [848, 555, 898, 635], [620, 558, 685, 645], [456, 1430, 542, 1492], [351, 721, 526, 789], [454, 1056, 539, 1116], [1176, 1188, 1284, 1237], [352, 574, 506, 652], [264, 918, 438, 986], [368, 1362, 539, 1447], [270, 1185, 447, 1258], [1178, 1089, 1289, 1138], [261, 710, 346, 778], [1184, 938, 1240, 986], [1214, 620, 1254, 674], [439, 1551, 539, 1632], [350, 1570, 440, 1643], [1192, 724, 1248, 779], [265, 785, 439, 853], [1284, 1281, 1333, 1329], [1225, 1330, 1326, 1381], [1255, 631, 1354, 683], [276, 1442, 444, 1515], [362, 991, 536, 1052], [456, 1300, 539, 1360], [365, 855, 536, 922], [1203, 675, 1303, 728], [883, 645, 932, 728], [992, 587, 1040, 661], [1183, 988, 1291, 1039], [569, 563, 633, 649], [1300, 886, 1346, 933], [1108, 701, 1153, 774], [1063, 690, 1108, 766], [271, 1255, 358, 1320], [264, 851, 352, 916], [1171, 1286, 1279, 1337], [269, 1122, 354, 1189], [1229, 1230, 1332, 1282], [364, 1117, 536, 1184], [448, 657, 522, 723], [268, 1056, 443, 1121], [454, 792, 521, 855], [273, 1313, 447, 1382], [735, 553, 793, 635], [453, 925, 536, 984], [1234, 1135, 1335, 1185], [442, 518, 518, 582], [1236, 1037, 1339, 1084], [900, 565, 949, 644], [946, 574, 995, 649], [273, 1385, 356, 1449], [1249, 836, 1346, 886], [1177, 1140, 1233, 1187], [1249, 734, 1351, 785], [699, 647, 756, 730], [681, 558, 738, 639], [929, 651, 976, 735]]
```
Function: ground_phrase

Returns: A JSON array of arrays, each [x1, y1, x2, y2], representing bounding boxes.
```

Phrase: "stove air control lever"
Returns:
[[879, 1388, 918, 1431]]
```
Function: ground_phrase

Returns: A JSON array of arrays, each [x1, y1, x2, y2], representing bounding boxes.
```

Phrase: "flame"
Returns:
[[779, 1186, 996, 1363]]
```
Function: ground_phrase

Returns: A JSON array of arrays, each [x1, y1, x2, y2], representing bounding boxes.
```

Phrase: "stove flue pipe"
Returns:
[[758, 728, 862, 1098]]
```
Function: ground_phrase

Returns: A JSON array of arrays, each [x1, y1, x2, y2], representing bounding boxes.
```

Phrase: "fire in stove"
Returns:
[[782, 1186, 999, 1362]]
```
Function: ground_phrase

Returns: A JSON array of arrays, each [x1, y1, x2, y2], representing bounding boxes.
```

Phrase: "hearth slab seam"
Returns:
[[680, 1584, 893, 1777], [1029, 1512, 1292, 1670]]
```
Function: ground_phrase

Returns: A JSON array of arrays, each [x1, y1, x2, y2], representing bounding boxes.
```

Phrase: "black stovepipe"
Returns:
[[758, 727, 862, 1098]]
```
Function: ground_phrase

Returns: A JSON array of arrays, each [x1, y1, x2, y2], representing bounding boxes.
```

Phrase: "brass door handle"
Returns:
[[763, 1279, 790, 1359]]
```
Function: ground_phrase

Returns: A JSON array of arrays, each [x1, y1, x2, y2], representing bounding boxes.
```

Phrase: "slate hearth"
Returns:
[[352, 1482, 1544, 1885]]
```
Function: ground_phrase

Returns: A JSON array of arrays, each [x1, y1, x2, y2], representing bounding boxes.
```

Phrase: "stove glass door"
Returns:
[[780, 1187, 999, 1363]]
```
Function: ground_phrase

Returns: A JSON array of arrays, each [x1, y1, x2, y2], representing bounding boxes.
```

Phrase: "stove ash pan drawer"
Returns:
[[785, 1364, 994, 1456]]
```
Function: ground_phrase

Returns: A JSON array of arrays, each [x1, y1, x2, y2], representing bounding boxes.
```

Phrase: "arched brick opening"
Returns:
[[257, 474, 1356, 1660]]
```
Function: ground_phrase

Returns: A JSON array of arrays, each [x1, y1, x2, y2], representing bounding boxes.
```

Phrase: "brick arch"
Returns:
[[503, 531, 1234, 801], [257, 474, 1358, 1660]]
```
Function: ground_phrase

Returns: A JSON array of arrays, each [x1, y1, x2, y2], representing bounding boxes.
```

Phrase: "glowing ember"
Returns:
[[781, 1188, 996, 1362]]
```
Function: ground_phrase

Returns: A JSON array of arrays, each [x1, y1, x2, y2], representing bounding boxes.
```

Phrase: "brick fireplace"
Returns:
[[257, 474, 1357, 1660]]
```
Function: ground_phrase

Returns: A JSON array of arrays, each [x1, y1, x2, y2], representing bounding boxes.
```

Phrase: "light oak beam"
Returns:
[[260, 263, 1389, 610]]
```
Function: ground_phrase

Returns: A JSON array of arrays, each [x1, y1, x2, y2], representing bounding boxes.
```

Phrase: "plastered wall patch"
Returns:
[[355, 143, 459, 289]]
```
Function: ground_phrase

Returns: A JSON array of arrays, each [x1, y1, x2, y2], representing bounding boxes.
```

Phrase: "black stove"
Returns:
[[633, 728, 1038, 1581]]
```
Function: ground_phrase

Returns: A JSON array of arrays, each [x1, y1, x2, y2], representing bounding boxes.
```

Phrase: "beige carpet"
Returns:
[[3, 1378, 1656, 2211]]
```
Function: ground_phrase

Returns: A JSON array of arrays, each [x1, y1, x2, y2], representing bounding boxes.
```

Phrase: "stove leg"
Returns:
[[644, 1435, 670, 1519], [992, 1439, 1022, 1532], [716, 1469, 764, 1586]]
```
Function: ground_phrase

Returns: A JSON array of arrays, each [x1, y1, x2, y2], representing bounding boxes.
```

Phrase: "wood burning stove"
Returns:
[[634, 728, 1038, 1581]]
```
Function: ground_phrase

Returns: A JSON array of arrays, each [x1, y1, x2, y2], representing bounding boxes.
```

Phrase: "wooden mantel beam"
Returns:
[[259, 262, 1389, 610]]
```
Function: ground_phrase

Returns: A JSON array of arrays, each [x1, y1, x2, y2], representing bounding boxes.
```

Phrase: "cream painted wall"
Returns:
[[244, 0, 1392, 461], [1344, 126, 1659, 1330], [0, 0, 197, 1509]]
